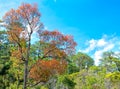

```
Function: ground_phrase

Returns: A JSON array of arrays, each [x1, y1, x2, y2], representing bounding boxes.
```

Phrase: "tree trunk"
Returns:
[[23, 35, 31, 89], [23, 60, 28, 89]]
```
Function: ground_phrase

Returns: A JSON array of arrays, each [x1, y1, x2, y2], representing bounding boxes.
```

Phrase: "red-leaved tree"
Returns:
[[38, 30, 77, 60], [3, 3, 43, 89], [29, 59, 67, 85]]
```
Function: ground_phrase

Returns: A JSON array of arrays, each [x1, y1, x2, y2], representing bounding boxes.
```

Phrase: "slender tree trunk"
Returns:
[[23, 60, 28, 89], [23, 36, 31, 89]]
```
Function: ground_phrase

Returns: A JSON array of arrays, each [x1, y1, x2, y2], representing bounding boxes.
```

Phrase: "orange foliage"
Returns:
[[3, 3, 42, 43], [3, 3, 41, 27], [29, 59, 67, 82], [3, 3, 42, 61], [11, 47, 26, 59], [7, 22, 23, 43]]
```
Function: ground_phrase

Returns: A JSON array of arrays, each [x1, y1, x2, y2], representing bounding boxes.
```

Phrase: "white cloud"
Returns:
[[94, 44, 114, 65], [97, 39, 107, 47], [79, 35, 120, 65], [81, 36, 107, 53], [83, 39, 96, 53]]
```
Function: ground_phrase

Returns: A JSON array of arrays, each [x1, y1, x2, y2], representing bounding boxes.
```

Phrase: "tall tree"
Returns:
[[3, 3, 42, 89]]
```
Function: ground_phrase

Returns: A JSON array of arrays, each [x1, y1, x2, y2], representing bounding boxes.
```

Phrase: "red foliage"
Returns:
[[38, 30, 77, 59], [29, 59, 67, 82]]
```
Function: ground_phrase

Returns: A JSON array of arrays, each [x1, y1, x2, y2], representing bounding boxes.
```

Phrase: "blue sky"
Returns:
[[0, 0, 120, 65]]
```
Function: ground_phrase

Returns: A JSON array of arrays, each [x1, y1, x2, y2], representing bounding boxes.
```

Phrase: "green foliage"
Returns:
[[62, 77, 76, 89], [0, 31, 10, 60], [6, 82, 23, 89], [0, 59, 14, 88], [71, 52, 94, 70], [0, 31, 12, 88], [38, 86, 48, 89], [105, 72, 120, 82], [67, 62, 79, 74], [99, 51, 119, 72], [57, 74, 77, 89], [112, 58, 120, 72]]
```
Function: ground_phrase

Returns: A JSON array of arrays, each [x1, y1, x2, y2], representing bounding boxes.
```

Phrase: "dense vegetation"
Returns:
[[0, 3, 120, 89]]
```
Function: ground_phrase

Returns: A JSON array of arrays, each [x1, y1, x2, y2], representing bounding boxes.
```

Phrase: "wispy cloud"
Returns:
[[79, 35, 120, 65], [79, 35, 108, 53]]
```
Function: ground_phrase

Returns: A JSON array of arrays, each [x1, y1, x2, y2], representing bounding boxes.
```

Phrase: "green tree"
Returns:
[[99, 51, 119, 72], [0, 31, 10, 60], [0, 30, 12, 88], [72, 52, 94, 70]]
